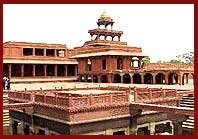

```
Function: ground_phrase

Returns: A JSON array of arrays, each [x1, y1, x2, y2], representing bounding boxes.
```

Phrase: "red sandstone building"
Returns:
[[3, 12, 194, 135], [3, 12, 193, 85]]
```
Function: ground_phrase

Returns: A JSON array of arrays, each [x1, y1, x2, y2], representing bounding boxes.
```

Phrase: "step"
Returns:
[[183, 122, 194, 126], [189, 116, 194, 120], [180, 102, 194, 105], [180, 104, 194, 108], [186, 119, 194, 123], [182, 125, 194, 129]]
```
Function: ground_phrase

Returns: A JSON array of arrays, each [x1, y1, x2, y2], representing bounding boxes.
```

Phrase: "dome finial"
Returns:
[[100, 11, 110, 18]]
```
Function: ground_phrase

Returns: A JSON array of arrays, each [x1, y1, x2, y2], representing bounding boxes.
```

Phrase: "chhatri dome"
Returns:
[[97, 11, 114, 27], [100, 11, 111, 18]]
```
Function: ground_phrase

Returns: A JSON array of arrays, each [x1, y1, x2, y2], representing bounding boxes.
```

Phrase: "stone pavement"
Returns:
[[9, 81, 193, 91]]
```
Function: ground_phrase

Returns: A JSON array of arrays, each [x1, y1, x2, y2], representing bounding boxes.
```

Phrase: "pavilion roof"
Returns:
[[71, 50, 147, 58]]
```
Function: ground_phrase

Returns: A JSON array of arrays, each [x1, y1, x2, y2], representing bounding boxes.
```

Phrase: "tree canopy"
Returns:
[[156, 52, 194, 64]]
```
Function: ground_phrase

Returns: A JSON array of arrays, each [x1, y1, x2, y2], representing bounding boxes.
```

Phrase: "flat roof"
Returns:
[[71, 50, 147, 58], [59, 89, 124, 95]]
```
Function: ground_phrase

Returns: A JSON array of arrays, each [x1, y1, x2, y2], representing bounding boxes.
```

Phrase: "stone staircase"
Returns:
[[3, 92, 11, 135], [179, 94, 194, 130]]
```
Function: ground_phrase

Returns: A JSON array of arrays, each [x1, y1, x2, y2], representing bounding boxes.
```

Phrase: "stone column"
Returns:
[[165, 72, 169, 85], [32, 65, 36, 77], [54, 65, 57, 77], [44, 65, 47, 77], [138, 57, 142, 69], [65, 65, 67, 77], [149, 122, 155, 135], [131, 74, 134, 84], [120, 74, 124, 83], [54, 49, 57, 57], [33, 48, 35, 56], [152, 73, 156, 84], [130, 116, 138, 135], [75, 65, 78, 76], [167, 114, 187, 135], [141, 74, 144, 84], [21, 64, 24, 77], [178, 73, 183, 85], [44, 49, 46, 56], [186, 73, 189, 84], [8, 64, 12, 78]]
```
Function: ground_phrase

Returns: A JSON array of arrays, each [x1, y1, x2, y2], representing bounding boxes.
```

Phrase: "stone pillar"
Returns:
[[186, 73, 189, 84], [178, 73, 183, 85], [167, 114, 187, 135], [54, 65, 57, 77], [33, 48, 35, 56], [12, 121, 18, 135], [105, 129, 113, 135], [75, 65, 78, 76], [32, 65, 36, 77], [165, 73, 169, 85], [44, 49, 46, 56], [54, 49, 57, 57], [152, 73, 156, 84], [65, 65, 67, 77], [141, 74, 144, 84], [120, 74, 124, 83], [131, 74, 134, 84], [149, 122, 155, 135], [44, 65, 47, 77], [172, 120, 183, 135], [8, 64, 12, 78], [138, 57, 142, 69], [21, 64, 24, 77], [130, 116, 138, 135]]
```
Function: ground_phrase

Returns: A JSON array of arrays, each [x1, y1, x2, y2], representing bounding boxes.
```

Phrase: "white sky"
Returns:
[[3, 4, 194, 62]]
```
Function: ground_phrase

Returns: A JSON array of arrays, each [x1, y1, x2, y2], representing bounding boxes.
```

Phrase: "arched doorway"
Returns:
[[117, 57, 123, 70], [87, 75, 92, 82], [101, 75, 108, 83], [123, 74, 131, 84], [133, 73, 141, 84], [93, 75, 98, 83], [155, 73, 165, 84], [168, 73, 178, 84], [3, 64, 9, 77], [144, 73, 153, 84], [79, 75, 85, 82], [114, 74, 121, 83]]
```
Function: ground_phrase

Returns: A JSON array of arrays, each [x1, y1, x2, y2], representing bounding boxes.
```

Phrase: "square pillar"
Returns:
[[141, 74, 144, 84], [21, 64, 24, 77], [33, 48, 35, 56], [32, 65, 36, 77], [178, 73, 183, 85], [44, 65, 47, 77], [131, 74, 133, 84], [149, 122, 155, 135], [65, 65, 67, 77], [8, 64, 12, 78], [54, 65, 57, 76], [165, 73, 169, 85], [44, 49, 46, 56]]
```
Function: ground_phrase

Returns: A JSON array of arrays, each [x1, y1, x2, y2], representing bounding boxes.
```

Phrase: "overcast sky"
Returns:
[[3, 4, 194, 62]]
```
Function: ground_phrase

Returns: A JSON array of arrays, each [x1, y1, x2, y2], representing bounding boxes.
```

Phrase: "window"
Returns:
[[117, 57, 123, 70], [46, 49, 55, 56], [87, 59, 92, 71], [23, 48, 33, 56], [57, 49, 65, 57], [35, 48, 44, 56], [102, 59, 106, 70]]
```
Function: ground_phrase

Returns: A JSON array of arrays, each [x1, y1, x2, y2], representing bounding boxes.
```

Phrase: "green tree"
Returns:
[[170, 52, 194, 64], [142, 56, 150, 64]]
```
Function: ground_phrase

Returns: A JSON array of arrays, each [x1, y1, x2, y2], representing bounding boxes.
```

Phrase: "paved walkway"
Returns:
[[9, 81, 193, 91]]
